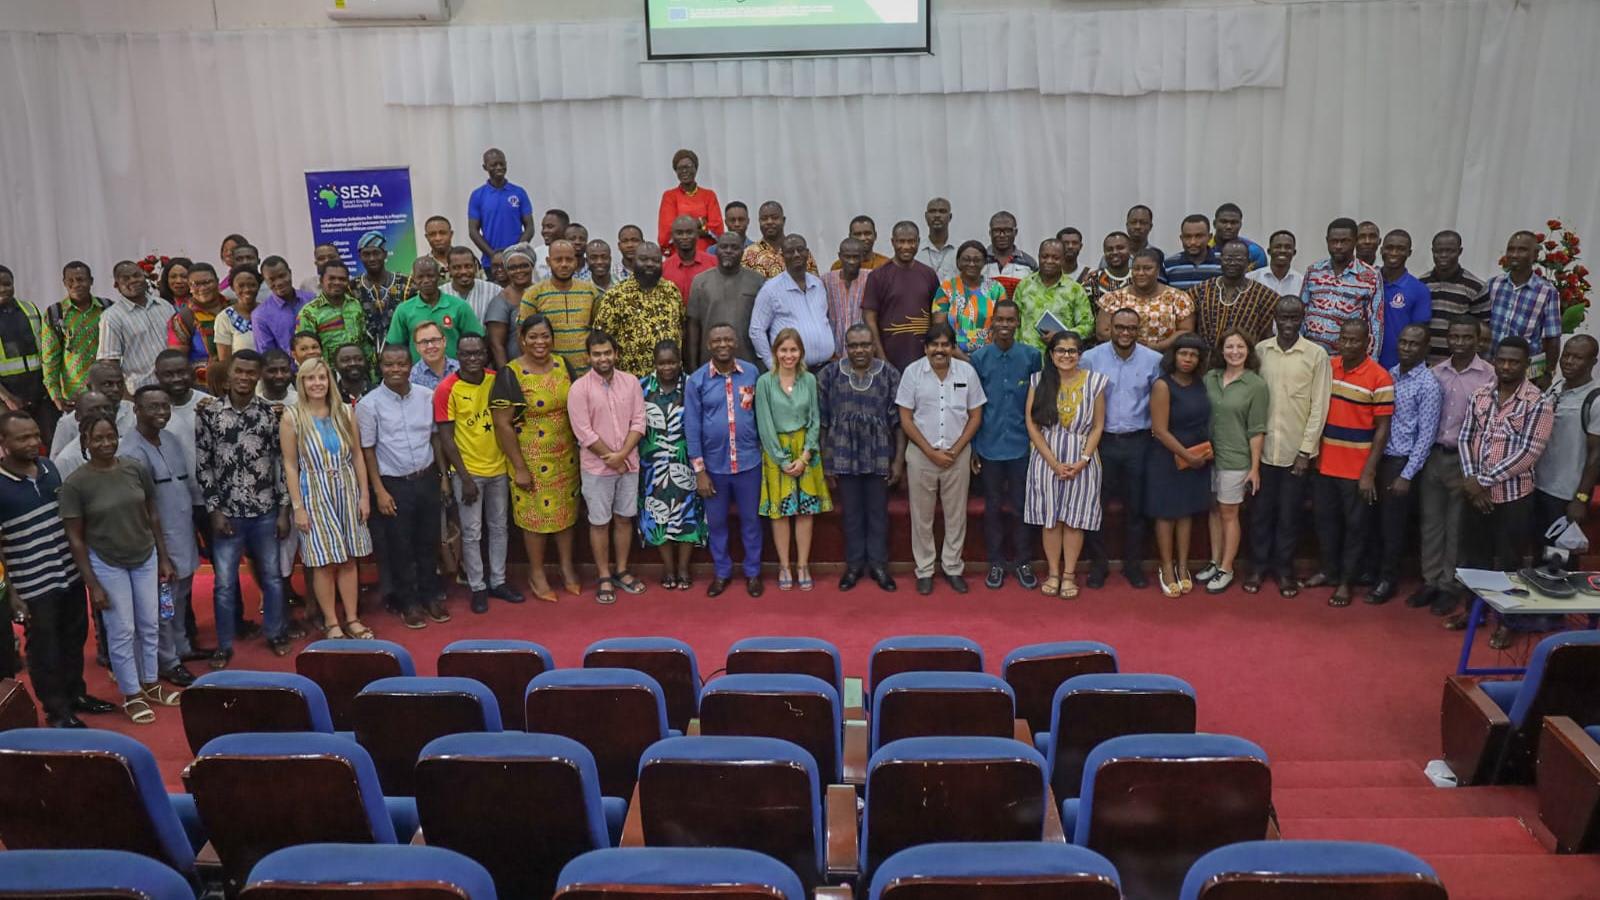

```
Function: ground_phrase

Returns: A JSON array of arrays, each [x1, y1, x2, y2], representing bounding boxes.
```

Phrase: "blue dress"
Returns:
[[1143, 373, 1212, 518]]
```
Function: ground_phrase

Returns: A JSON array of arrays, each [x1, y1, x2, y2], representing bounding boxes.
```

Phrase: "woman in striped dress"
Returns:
[[1024, 330, 1107, 598], [280, 357, 374, 639]]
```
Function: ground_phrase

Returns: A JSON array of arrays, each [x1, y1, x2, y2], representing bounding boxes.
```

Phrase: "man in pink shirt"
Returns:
[[567, 330, 647, 604]]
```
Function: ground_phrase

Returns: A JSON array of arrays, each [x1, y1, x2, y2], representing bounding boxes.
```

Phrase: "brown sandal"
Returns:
[[1058, 576, 1080, 599], [346, 620, 376, 639]]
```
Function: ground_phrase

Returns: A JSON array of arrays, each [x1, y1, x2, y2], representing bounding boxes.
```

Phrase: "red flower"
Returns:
[[1535, 232, 1547, 242], [1544, 241, 1559, 251], [1551, 251, 1571, 265], [1578, 265, 1591, 277], [1549, 219, 1564, 230]]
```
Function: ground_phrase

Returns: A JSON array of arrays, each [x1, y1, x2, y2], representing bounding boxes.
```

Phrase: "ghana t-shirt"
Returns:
[[434, 371, 506, 478]]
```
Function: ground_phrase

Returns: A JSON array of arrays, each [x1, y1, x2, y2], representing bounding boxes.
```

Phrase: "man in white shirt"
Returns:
[[99, 260, 175, 392], [445, 246, 503, 322], [917, 197, 958, 282], [1247, 230, 1303, 300]]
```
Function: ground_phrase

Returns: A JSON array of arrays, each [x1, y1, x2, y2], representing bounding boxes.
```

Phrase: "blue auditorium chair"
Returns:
[[0, 729, 204, 878], [1443, 630, 1600, 784], [698, 673, 843, 786], [870, 671, 1020, 753], [725, 636, 845, 700], [1002, 640, 1119, 735], [184, 732, 417, 896], [525, 668, 673, 797], [632, 735, 857, 888], [295, 638, 416, 730], [1179, 840, 1447, 899], [242, 844, 496, 900], [863, 736, 1053, 877], [1065, 733, 1272, 900], [555, 847, 807, 900], [867, 636, 984, 707], [1538, 716, 1600, 853], [415, 732, 617, 899], [868, 842, 1122, 900], [436, 638, 555, 730], [181, 670, 336, 754], [1039, 673, 1197, 799], [583, 636, 701, 732], [0, 849, 196, 900], [352, 675, 502, 796]]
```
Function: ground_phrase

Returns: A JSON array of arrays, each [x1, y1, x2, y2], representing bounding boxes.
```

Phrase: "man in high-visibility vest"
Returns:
[[0, 264, 56, 442]]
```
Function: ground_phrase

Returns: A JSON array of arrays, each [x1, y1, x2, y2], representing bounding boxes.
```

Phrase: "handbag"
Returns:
[[1174, 441, 1213, 470]]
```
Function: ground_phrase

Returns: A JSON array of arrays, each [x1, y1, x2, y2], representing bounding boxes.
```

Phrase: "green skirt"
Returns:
[[759, 430, 833, 518]]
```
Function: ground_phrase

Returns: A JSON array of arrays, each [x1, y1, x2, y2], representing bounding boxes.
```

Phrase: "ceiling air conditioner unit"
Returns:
[[327, 0, 451, 23]]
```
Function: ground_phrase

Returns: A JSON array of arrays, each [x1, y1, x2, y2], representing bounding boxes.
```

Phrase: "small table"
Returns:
[[1455, 569, 1600, 676]]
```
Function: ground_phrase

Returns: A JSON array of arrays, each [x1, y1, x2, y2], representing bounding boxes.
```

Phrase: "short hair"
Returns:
[[154, 348, 188, 367], [1038, 238, 1064, 257], [412, 320, 444, 340], [293, 330, 322, 346], [227, 265, 260, 286], [618, 224, 644, 239], [1267, 229, 1296, 245], [845, 322, 874, 341], [0, 410, 36, 434], [425, 214, 451, 228], [232, 243, 258, 258], [1181, 213, 1211, 230], [671, 148, 699, 169], [1126, 204, 1153, 218], [457, 332, 487, 351], [758, 200, 784, 215], [1132, 248, 1165, 267], [1448, 313, 1480, 331], [62, 260, 91, 279], [1218, 239, 1250, 256], [1358, 220, 1379, 231], [187, 262, 218, 279], [585, 329, 616, 351], [1433, 229, 1463, 245], [1327, 217, 1359, 236], [1509, 229, 1539, 244], [1495, 335, 1532, 358], [992, 299, 1019, 317], [989, 210, 1017, 227], [849, 214, 876, 231], [447, 245, 478, 263], [112, 260, 142, 279], [891, 220, 919, 238], [923, 321, 957, 345], [1103, 230, 1131, 244], [725, 200, 748, 214], [261, 348, 292, 366], [230, 349, 263, 368], [1055, 227, 1083, 241], [133, 384, 169, 403], [0, 264, 11, 280], [320, 259, 350, 276], [1111, 307, 1142, 323], [1162, 332, 1212, 376], [1214, 202, 1243, 218], [838, 237, 866, 255], [411, 256, 442, 275], [543, 208, 571, 227], [707, 321, 738, 337], [260, 255, 289, 272], [519, 313, 551, 337], [654, 339, 681, 359], [379, 343, 412, 361], [1384, 228, 1413, 245], [334, 342, 366, 360]]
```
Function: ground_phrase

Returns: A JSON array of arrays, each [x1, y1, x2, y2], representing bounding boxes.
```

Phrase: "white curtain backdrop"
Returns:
[[0, 0, 1596, 303]]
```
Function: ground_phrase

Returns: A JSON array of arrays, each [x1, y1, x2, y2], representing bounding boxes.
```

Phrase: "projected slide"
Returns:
[[646, 0, 931, 60]]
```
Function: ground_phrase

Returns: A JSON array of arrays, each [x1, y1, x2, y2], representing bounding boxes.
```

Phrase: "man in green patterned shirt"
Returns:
[[295, 259, 370, 365], [1011, 239, 1094, 353], [41, 261, 112, 410]]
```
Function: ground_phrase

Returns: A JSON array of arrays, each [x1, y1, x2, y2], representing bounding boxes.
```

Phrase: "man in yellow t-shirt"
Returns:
[[433, 333, 521, 612]]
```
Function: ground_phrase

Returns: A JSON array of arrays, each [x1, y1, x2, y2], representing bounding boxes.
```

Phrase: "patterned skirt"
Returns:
[[1023, 425, 1103, 530], [513, 411, 580, 534], [759, 430, 833, 519]]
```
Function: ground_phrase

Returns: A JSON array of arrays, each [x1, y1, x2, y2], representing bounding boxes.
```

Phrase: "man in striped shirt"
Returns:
[[1301, 217, 1384, 356], [1420, 230, 1489, 365], [0, 410, 113, 727]]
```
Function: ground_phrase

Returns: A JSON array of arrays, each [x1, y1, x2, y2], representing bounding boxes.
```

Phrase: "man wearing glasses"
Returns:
[[1079, 307, 1162, 589]]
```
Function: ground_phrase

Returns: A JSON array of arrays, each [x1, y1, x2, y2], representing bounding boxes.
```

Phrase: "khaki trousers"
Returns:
[[906, 444, 972, 578]]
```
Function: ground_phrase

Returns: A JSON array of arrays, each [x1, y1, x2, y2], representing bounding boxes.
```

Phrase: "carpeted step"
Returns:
[[1272, 785, 1538, 820], [1426, 853, 1600, 900], [1277, 816, 1544, 856], [1271, 759, 1431, 789]]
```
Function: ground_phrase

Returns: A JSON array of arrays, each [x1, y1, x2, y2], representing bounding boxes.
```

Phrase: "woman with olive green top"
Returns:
[[1195, 329, 1270, 594], [756, 328, 832, 591]]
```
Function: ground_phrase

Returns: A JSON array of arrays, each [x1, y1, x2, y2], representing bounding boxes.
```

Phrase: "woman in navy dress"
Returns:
[[1146, 332, 1212, 597]]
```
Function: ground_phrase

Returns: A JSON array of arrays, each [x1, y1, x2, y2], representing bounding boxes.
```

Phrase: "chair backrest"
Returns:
[[415, 732, 610, 900], [868, 842, 1123, 900], [868, 636, 984, 706], [0, 728, 196, 874], [1179, 840, 1448, 900], [295, 639, 416, 730], [186, 732, 399, 896], [525, 668, 670, 797], [1509, 631, 1600, 729], [583, 637, 701, 733], [1077, 733, 1272, 900], [0, 849, 196, 900], [699, 674, 843, 785], [181, 671, 334, 754], [555, 848, 806, 900], [1047, 673, 1197, 800], [436, 639, 555, 731], [864, 737, 1048, 875], [1002, 642, 1119, 736], [0, 678, 40, 732], [871, 671, 1017, 753], [353, 676, 502, 796], [241, 843, 497, 900], [638, 736, 823, 888], [725, 637, 845, 699]]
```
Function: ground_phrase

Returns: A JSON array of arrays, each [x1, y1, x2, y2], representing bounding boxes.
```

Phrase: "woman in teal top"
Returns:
[[934, 241, 1007, 357], [756, 327, 832, 592], [1195, 329, 1270, 594]]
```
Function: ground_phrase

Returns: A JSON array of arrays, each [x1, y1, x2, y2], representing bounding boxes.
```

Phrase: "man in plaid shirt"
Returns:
[[1487, 231, 1562, 381]]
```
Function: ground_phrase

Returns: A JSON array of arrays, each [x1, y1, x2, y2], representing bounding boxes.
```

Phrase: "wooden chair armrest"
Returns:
[[843, 720, 869, 787], [1013, 718, 1033, 746], [815, 887, 854, 900], [620, 783, 645, 847], [1440, 675, 1512, 786], [844, 706, 866, 723], [685, 719, 701, 736], [1042, 787, 1066, 843], [1539, 716, 1600, 853], [825, 784, 861, 879]]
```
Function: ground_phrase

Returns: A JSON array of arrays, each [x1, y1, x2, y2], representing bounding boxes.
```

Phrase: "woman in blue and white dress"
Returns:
[[1024, 330, 1106, 599]]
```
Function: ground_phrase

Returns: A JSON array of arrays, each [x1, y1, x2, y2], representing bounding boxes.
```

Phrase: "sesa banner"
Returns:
[[305, 166, 416, 276]]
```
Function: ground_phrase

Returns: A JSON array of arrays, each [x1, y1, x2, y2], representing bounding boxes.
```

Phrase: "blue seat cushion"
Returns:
[[869, 841, 1120, 900], [0, 850, 194, 900], [167, 792, 207, 853], [1480, 679, 1522, 716], [1508, 631, 1600, 727], [246, 843, 494, 897], [1179, 840, 1438, 900], [558, 847, 806, 900]]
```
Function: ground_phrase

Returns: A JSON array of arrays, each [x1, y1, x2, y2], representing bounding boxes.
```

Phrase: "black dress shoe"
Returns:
[[1365, 579, 1396, 605], [470, 590, 489, 614], [916, 577, 934, 595], [838, 569, 862, 591], [745, 576, 765, 597], [1431, 590, 1463, 616], [1125, 569, 1149, 589], [1085, 569, 1108, 590], [706, 577, 730, 598], [71, 694, 116, 715], [488, 583, 526, 604], [182, 646, 216, 662], [871, 568, 897, 592], [944, 573, 969, 594], [1406, 585, 1437, 608], [47, 713, 87, 728], [161, 665, 196, 687]]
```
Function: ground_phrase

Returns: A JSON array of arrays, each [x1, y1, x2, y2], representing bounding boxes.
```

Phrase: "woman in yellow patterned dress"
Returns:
[[490, 313, 581, 601]]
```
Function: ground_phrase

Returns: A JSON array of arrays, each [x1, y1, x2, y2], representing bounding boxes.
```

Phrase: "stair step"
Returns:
[[1272, 785, 1538, 820], [1272, 759, 1431, 789], [1425, 853, 1600, 900], [1277, 816, 1544, 856]]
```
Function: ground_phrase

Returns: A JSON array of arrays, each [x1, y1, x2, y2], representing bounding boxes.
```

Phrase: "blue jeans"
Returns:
[[706, 468, 763, 580], [89, 549, 159, 696], [213, 511, 286, 649]]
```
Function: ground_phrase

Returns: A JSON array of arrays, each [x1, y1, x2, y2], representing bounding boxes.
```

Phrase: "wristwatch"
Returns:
[[1577, 492, 1591, 503]]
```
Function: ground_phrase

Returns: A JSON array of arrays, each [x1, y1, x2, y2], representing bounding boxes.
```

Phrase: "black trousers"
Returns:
[[1460, 493, 1532, 572], [1530, 490, 1571, 559], [1251, 463, 1309, 579], [835, 474, 889, 570], [1085, 431, 1150, 573], [977, 456, 1032, 567], [22, 582, 89, 717], [1314, 473, 1373, 583], [376, 473, 443, 611], [1375, 455, 1415, 581]]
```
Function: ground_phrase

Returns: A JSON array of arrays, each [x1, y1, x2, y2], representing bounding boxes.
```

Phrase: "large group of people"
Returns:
[[0, 146, 1589, 730]]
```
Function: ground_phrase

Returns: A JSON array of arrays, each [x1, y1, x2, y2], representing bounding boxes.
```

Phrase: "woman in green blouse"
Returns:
[[1195, 329, 1270, 593], [756, 328, 832, 591]]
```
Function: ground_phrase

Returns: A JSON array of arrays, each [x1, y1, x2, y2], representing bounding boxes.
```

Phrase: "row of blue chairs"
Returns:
[[0, 841, 1449, 899]]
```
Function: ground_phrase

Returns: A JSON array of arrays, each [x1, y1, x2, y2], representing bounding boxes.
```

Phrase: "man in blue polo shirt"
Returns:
[[970, 300, 1042, 591], [467, 148, 535, 269], [1212, 202, 1269, 271], [1376, 229, 1432, 369]]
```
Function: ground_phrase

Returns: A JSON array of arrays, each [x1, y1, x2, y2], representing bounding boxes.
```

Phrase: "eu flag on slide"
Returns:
[[668, 6, 688, 20]]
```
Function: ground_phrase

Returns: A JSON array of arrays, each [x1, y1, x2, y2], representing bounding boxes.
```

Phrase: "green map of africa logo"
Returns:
[[318, 188, 339, 209]]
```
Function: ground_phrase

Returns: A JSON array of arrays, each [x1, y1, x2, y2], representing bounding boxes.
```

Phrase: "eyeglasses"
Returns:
[[417, 337, 444, 347], [1052, 347, 1081, 356]]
